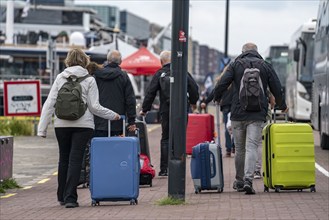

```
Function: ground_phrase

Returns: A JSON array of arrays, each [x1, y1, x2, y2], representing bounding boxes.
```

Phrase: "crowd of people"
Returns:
[[37, 42, 288, 208]]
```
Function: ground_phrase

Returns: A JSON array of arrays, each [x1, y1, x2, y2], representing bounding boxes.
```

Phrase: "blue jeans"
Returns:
[[231, 121, 265, 184], [223, 111, 233, 153], [255, 121, 270, 173]]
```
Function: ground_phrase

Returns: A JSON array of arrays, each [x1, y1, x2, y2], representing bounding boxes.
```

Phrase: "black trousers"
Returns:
[[160, 112, 169, 171], [160, 111, 190, 171], [55, 127, 93, 203]]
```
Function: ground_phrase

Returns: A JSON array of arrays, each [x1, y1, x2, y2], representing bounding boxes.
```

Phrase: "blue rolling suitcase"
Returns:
[[190, 104, 224, 193], [90, 116, 140, 206]]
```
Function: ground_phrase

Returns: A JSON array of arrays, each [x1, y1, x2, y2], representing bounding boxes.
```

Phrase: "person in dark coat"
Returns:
[[140, 50, 199, 176], [93, 50, 136, 136], [201, 66, 235, 157], [213, 42, 288, 195]]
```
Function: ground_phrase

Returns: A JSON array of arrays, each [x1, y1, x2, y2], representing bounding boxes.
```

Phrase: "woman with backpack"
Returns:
[[37, 48, 120, 208]]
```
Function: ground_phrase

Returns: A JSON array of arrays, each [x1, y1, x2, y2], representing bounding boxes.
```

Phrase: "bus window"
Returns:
[[299, 33, 315, 82]]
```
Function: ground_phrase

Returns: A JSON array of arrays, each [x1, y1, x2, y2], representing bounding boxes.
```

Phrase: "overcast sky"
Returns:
[[75, 0, 320, 56]]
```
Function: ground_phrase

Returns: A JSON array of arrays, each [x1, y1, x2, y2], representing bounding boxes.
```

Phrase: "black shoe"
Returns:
[[58, 201, 65, 206], [233, 181, 244, 192], [243, 182, 256, 195], [158, 170, 168, 176], [65, 202, 79, 208]]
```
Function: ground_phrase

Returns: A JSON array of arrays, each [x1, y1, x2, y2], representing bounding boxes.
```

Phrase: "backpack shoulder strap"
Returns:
[[67, 75, 76, 82], [77, 74, 92, 83], [237, 59, 250, 70]]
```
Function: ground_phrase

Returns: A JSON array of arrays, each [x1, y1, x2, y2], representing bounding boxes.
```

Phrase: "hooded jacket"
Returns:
[[37, 65, 118, 137], [94, 63, 136, 132], [142, 63, 199, 114], [214, 50, 287, 122]]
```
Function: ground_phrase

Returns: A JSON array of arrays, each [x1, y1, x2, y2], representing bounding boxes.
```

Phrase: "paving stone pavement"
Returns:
[[1, 107, 328, 220]]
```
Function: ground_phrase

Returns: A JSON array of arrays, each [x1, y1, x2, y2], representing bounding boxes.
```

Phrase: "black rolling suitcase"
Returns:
[[128, 118, 155, 186], [78, 141, 90, 188]]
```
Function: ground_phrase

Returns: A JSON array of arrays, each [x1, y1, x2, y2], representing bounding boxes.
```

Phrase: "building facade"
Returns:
[[120, 10, 150, 40]]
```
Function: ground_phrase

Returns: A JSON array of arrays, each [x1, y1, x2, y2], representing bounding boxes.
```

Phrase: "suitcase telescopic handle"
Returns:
[[215, 102, 221, 144], [108, 115, 126, 137], [273, 109, 288, 123]]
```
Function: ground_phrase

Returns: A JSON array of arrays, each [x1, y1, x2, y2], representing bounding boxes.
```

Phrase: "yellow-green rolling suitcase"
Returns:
[[262, 120, 316, 193]]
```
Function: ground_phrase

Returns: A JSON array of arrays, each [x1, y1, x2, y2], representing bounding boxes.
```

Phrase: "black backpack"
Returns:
[[55, 75, 91, 120], [238, 60, 265, 112], [159, 69, 171, 104]]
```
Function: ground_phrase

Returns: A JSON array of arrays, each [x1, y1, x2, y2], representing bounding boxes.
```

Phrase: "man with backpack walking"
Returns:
[[140, 50, 199, 176], [213, 43, 288, 194]]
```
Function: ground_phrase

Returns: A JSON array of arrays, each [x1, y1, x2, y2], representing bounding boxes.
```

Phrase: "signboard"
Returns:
[[3, 80, 41, 116]]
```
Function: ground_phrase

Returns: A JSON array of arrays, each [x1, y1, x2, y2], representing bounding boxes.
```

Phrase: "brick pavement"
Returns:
[[1, 111, 329, 220]]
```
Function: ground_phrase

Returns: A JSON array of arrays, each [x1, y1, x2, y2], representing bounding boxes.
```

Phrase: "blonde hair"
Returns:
[[217, 65, 232, 90], [64, 48, 90, 68]]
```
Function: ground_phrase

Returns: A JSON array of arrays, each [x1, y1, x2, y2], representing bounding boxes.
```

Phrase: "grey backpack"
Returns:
[[238, 60, 265, 112], [55, 75, 91, 120]]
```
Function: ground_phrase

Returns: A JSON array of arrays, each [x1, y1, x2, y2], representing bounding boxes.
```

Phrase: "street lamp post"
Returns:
[[168, 0, 190, 200]]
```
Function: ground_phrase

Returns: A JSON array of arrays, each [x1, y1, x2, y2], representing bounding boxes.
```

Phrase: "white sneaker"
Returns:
[[254, 171, 261, 179]]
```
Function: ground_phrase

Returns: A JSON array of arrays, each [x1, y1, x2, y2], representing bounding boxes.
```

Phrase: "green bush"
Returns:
[[156, 196, 186, 206], [0, 119, 33, 136], [0, 178, 21, 194]]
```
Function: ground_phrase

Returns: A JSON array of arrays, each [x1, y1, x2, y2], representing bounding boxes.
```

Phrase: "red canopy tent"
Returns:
[[120, 47, 161, 75]]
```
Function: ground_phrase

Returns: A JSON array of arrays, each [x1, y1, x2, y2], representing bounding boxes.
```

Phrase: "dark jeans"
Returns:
[[160, 112, 169, 171], [55, 127, 93, 203]]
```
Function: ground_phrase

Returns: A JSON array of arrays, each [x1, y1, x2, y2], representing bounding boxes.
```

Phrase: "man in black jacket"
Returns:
[[214, 43, 288, 194], [93, 50, 136, 137], [140, 50, 199, 176]]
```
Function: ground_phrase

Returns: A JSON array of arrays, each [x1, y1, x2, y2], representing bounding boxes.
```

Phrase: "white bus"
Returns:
[[311, 0, 329, 150], [263, 45, 289, 95], [285, 19, 316, 121]]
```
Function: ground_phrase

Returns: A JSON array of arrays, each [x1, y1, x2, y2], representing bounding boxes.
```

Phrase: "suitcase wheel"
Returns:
[[217, 188, 223, 193], [264, 185, 269, 192], [195, 188, 201, 194], [297, 189, 303, 192], [275, 186, 281, 193], [130, 199, 138, 205], [310, 186, 316, 192], [91, 200, 100, 207], [150, 179, 152, 187], [130, 199, 137, 205]]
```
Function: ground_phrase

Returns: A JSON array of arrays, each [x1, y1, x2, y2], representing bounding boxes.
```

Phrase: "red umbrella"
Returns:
[[121, 47, 161, 75]]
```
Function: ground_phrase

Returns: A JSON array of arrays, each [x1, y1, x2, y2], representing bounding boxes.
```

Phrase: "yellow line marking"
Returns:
[[52, 171, 58, 175], [37, 178, 50, 184], [148, 125, 161, 133], [0, 193, 16, 199], [23, 186, 33, 190]]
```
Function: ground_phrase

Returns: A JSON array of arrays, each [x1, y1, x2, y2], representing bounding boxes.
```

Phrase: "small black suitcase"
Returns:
[[78, 141, 90, 188]]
